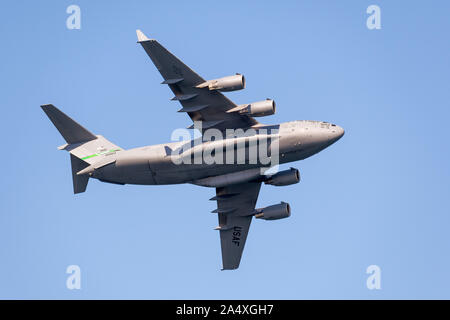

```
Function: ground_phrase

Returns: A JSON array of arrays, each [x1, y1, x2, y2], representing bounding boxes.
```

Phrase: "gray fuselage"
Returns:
[[90, 120, 344, 185]]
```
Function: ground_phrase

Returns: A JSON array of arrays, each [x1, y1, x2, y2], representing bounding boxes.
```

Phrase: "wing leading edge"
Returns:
[[136, 30, 258, 132]]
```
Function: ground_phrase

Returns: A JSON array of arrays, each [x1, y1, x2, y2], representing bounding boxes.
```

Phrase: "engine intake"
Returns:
[[255, 202, 291, 220], [196, 74, 245, 92], [265, 168, 300, 186]]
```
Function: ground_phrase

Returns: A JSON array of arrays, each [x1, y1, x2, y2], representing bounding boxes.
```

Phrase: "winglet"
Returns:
[[136, 29, 150, 42]]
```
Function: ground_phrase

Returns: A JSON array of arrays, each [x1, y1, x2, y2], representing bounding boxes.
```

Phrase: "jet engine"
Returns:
[[236, 99, 276, 117], [265, 168, 300, 186], [254, 202, 291, 220], [196, 74, 245, 92]]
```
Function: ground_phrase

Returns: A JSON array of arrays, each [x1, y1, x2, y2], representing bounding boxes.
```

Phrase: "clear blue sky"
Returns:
[[0, 0, 449, 299]]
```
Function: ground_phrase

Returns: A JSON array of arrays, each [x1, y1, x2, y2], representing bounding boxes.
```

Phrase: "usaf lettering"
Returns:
[[232, 226, 242, 246]]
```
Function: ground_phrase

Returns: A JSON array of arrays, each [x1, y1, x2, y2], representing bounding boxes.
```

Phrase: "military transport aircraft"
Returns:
[[41, 30, 344, 270]]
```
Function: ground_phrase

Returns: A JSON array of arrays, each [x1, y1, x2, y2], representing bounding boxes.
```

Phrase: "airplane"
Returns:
[[41, 30, 344, 270]]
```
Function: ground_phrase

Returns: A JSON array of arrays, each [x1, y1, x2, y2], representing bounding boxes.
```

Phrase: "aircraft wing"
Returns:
[[136, 30, 259, 131], [212, 181, 262, 270]]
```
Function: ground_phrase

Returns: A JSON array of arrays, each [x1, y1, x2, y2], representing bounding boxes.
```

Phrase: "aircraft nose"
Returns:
[[329, 124, 345, 143], [334, 125, 345, 139]]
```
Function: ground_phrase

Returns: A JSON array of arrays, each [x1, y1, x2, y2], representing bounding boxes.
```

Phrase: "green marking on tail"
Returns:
[[81, 149, 121, 160]]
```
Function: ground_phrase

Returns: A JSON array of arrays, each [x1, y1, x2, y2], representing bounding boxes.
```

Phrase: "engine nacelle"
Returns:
[[239, 99, 276, 117], [196, 74, 245, 92], [255, 202, 291, 220], [265, 168, 300, 186]]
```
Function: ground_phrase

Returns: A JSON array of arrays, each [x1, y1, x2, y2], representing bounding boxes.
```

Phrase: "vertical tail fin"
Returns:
[[70, 154, 90, 194], [42, 104, 123, 194]]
